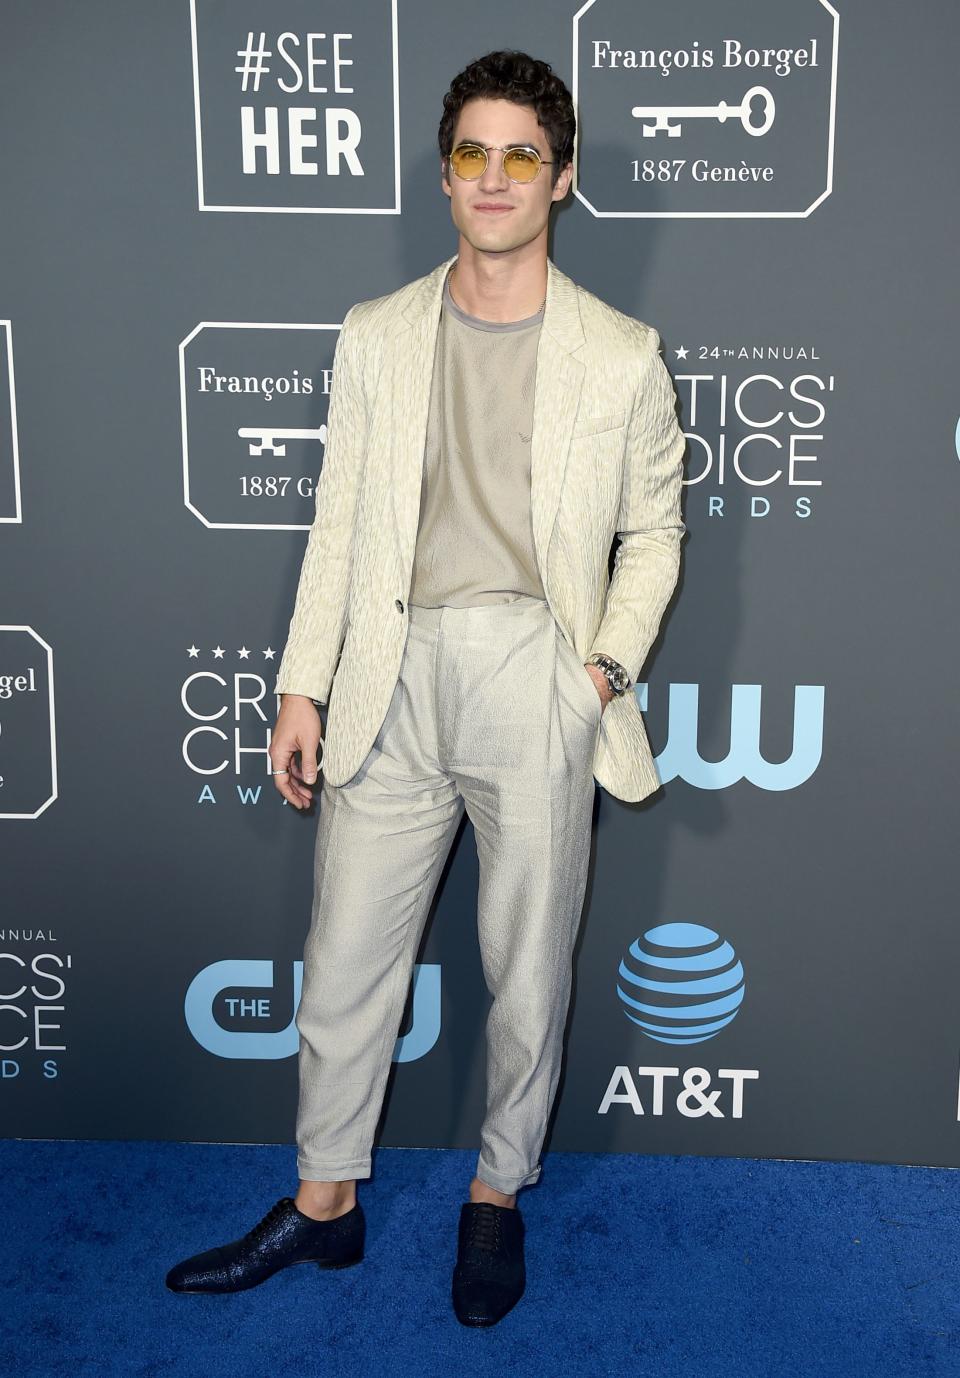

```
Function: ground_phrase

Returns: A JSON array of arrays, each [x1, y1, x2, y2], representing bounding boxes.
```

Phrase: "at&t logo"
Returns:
[[599, 922, 758, 1121]]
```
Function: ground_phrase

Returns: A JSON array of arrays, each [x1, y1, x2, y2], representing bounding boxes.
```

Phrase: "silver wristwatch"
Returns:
[[585, 652, 630, 696]]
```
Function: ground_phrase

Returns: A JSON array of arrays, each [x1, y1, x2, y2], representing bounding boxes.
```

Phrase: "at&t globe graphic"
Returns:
[[616, 922, 745, 1045]]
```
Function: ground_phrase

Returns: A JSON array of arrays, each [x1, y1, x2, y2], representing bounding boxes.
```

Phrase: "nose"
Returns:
[[478, 148, 510, 192]]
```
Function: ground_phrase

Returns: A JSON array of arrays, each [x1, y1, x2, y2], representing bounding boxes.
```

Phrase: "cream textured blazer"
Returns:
[[275, 253, 687, 803]]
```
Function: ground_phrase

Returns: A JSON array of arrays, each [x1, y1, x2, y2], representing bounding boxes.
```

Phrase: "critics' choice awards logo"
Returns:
[[181, 641, 294, 802], [0, 628, 57, 820], [573, 0, 838, 216], [190, 0, 400, 213], [0, 321, 22, 523], [183, 958, 439, 1063], [0, 941, 71, 1080], [600, 923, 758, 1121], [668, 342, 834, 522], [179, 322, 340, 529]]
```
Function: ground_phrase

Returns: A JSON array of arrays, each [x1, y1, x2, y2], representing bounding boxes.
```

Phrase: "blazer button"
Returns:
[[395, 599, 404, 613]]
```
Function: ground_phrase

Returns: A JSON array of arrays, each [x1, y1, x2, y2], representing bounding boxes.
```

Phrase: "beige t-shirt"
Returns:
[[408, 267, 547, 607]]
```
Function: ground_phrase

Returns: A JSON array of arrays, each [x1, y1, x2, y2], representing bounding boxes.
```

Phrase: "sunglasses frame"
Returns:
[[447, 141, 555, 184]]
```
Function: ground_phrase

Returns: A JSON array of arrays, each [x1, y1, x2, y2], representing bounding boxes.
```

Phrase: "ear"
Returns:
[[551, 159, 574, 202], [440, 154, 452, 198]]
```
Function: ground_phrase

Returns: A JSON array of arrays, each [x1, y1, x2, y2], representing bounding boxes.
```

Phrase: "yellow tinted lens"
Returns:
[[503, 147, 541, 182], [450, 144, 486, 179]]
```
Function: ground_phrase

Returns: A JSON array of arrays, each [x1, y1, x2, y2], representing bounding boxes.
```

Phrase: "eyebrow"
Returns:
[[455, 136, 547, 152]]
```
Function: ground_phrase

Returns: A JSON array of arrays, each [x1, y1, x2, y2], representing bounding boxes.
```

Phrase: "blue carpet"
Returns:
[[3, 1139, 959, 1376]]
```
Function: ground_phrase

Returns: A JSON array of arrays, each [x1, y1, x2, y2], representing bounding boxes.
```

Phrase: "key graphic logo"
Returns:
[[631, 83, 776, 139]]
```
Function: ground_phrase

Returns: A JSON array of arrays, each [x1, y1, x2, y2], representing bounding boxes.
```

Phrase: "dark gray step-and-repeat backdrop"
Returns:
[[2, 1, 958, 1169]]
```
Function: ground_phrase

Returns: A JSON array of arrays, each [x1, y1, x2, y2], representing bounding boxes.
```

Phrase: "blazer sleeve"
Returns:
[[274, 304, 369, 703], [587, 328, 687, 685]]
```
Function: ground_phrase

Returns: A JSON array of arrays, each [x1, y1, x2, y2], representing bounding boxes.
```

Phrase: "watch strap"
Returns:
[[585, 652, 631, 694]]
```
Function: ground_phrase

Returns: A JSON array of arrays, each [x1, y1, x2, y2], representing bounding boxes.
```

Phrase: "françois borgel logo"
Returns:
[[189, 0, 400, 214], [179, 322, 339, 529], [0, 628, 57, 819], [573, 0, 838, 217]]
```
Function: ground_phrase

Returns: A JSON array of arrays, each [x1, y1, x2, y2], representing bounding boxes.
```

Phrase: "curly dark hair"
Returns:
[[438, 50, 576, 188]]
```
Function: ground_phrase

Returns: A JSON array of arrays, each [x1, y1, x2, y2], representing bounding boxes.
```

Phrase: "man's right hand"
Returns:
[[270, 694, 323, 810]]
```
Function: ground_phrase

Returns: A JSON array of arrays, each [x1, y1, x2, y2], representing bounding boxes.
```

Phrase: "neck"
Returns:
[[448, 234, 548, 323]]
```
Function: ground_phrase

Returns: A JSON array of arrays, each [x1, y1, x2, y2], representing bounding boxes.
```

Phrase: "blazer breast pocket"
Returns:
[[572, 410, 627, 439]]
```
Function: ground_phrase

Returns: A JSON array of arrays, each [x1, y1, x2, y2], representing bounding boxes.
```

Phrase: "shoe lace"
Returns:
[[242, 1198, 290, 1246], [466, 1204, 504, 1252]]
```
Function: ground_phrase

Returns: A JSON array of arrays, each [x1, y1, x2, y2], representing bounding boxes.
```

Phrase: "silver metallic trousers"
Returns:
[[294, 594, 601, 1194]]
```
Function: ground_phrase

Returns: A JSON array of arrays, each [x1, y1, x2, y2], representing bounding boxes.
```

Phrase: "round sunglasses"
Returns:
[[447, 141, 554, 185]]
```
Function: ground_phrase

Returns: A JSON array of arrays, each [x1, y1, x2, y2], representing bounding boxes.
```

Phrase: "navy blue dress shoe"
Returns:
[[165, 1195, 364, 1293], [452, 1201, 526, 1326]]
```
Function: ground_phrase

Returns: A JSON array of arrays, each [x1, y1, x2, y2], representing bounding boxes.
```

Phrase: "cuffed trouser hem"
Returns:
[[475, 1153, 542, 1195], [297, 1158, 371, 1182]]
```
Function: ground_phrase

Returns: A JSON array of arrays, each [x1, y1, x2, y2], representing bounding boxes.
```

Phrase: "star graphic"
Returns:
[[187, 645, 200, 658], [263, 647, 276, 660], [212, 646, 225, 659], [238, 647, 250, 659], [674, 345, 689, 360]]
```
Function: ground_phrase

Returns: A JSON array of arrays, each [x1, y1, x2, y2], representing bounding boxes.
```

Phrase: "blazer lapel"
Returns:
[[386, 253, 586, 591], [387, 256, 455, 587], [529, 259, 585, 577]]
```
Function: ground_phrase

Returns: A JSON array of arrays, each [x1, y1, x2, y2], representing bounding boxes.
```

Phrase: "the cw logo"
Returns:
[[645, 683, 825, 789], [183, 960, 440, 1062]]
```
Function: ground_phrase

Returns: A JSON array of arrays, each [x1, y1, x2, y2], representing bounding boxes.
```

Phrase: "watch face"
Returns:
[[610, 665, 629, 692]]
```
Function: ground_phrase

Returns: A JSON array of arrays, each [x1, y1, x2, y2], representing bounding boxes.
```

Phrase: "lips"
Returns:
[[474, 204, 513, 213]]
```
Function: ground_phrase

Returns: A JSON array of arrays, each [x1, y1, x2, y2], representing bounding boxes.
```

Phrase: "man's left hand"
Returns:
[[584, 663, 613, 714]]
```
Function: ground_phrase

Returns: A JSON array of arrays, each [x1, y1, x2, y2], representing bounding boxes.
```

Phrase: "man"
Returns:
[[166, 49, 686, 1326]]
